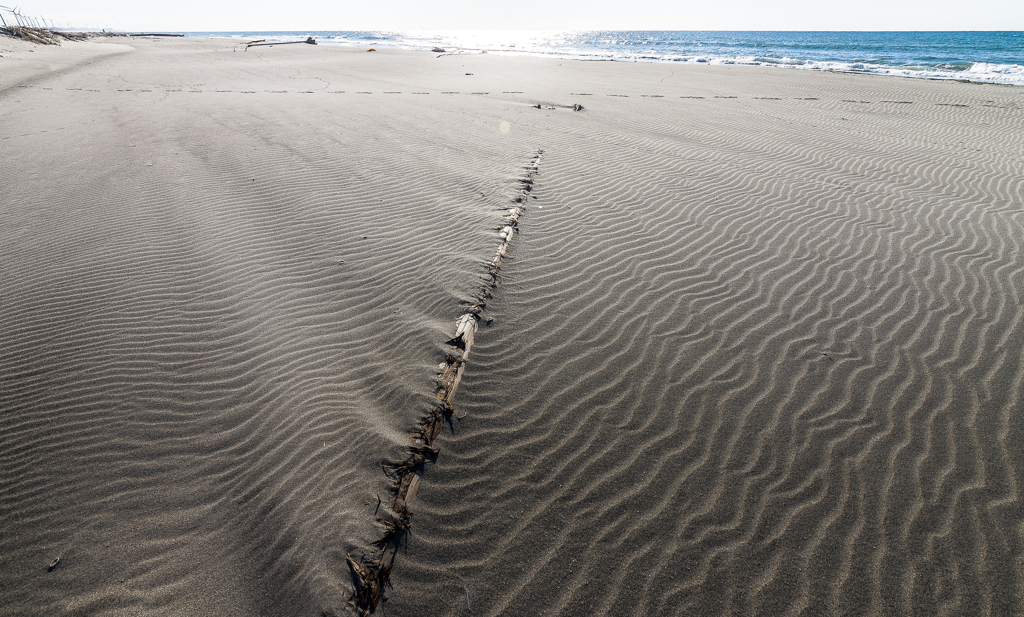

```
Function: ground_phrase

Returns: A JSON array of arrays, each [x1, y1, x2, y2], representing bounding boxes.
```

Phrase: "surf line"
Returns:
[[347, 149, 544, 615]]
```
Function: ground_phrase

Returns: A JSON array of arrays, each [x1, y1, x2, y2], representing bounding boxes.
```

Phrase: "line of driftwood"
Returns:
[[347, 150, 544, 615], [1, 26, 89, 44], [0, 27, 184, 45]]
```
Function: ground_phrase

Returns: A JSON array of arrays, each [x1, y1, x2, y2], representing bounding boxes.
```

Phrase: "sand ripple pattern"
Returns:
[[390, 75, 1024, 616], [0, 42, 543, 616], [347, 151, 543, 615], [3, 42, 1023, 616]]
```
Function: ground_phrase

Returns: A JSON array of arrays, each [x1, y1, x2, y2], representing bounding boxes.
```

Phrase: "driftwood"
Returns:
[[246, 37, 316, 50], [55, 31, 90, 42], [348, 149, 545, 615], [1, 28, 184, 44], [347, 553, 390, 611], [2, 26, 61, 44]]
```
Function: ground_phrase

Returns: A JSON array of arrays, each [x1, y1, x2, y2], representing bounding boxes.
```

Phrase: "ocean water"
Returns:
[[194, 30, 1024, 86]]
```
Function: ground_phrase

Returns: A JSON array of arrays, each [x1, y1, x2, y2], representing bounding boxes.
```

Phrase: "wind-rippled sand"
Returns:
[[2, 36, 1022, 616]]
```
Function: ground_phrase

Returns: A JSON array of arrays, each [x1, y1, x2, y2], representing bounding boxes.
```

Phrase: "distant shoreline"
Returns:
[[155, 30, 1024, 86]]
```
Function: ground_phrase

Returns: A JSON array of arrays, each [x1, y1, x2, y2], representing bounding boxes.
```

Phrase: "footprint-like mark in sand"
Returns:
[[347, 150, 545, 615]]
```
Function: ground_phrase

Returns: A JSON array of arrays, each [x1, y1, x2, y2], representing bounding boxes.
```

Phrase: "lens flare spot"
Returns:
[[499, 121, 511, 133]]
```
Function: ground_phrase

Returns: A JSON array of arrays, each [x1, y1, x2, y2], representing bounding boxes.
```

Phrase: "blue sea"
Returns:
[[191, 31, 1024, 86]]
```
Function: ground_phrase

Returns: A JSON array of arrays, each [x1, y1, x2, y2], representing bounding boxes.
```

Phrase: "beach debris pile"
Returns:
[[1, 25, 88, 44], [347, 150, 544, 615]]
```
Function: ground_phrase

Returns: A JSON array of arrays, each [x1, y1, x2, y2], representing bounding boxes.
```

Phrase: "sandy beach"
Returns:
[[2, 35, 1023, 616]]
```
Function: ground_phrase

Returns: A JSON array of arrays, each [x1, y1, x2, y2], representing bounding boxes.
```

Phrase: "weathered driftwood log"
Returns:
[[454, 313, 475, 340], [246, 37, 316, 49]]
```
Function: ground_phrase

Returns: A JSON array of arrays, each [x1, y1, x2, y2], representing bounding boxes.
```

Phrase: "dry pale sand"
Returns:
[[2, 35, 1023, 616]]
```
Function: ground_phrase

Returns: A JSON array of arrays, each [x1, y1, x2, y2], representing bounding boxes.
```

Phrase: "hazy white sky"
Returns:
[[6, 0, 1023, 32]]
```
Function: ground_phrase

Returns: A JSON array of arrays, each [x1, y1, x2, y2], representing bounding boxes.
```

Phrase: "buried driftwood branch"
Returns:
[[347, 553, 390, 611], [347, 149, 544, 615]]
